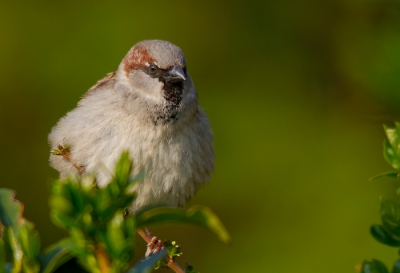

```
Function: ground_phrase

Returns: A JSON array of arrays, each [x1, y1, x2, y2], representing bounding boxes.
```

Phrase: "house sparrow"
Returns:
[[48, 40, 214, 212]]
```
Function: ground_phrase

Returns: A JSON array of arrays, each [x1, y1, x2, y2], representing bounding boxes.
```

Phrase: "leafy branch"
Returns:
[[360, 123, 400, 273], [0, 152, 230, 273]]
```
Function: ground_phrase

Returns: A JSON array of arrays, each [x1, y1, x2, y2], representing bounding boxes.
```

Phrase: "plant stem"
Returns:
[[137, 229, 185, 273], [95, 244, 110, 273], [52, 145, 84, 173]]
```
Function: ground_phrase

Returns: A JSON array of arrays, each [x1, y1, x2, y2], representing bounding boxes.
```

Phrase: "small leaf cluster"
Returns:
[[48, 152, 139, 272], [0, 189, 40, 273], [361, 123, 400, 273], [153, 240, 182, 270], [0, 151, 230, 273]]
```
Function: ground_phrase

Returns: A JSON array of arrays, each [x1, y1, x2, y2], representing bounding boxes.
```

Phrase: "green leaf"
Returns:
[[126, 249, 167, 273], [114, 151, 132, 189], [49, 196, 74, 216], [379, 199, 400, 236], [4, 227, 23, 272], [21, 257, 40, 273], [124, 215, 136, 239], [104, 210, 127, 258], [0, 190, 41, 273], [68, 228, 88, 254], [383, 140, 400, 170], [18, 220, 40, 259], [392, 259, 400, 273], [65, 182, 86, 214], [380, 199, 400, 235], [94, 189, 112, 217], [165, 240, 182, 258], [0, 189, 23, 227], [40, 240, 74, 273], [361, 259, 389, 273], [136, 205, 231, 244], [369, 171, 400, 181], [385, 124, 400, 154], [50, 211, 76, 229], [370, 225, 400, 247], [100, 195, 135, 219], [106, 182, 121, 200]]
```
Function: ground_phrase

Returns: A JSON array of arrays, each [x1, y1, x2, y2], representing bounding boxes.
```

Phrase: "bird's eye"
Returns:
[[149, 64, 157, 72]]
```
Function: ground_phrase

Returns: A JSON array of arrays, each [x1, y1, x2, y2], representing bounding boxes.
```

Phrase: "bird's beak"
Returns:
[[165, 65, 186, 83]]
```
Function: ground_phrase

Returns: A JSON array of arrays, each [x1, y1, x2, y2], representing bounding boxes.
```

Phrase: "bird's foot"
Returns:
[[145, 236, 165, 258], [145, 229, 165, 258]]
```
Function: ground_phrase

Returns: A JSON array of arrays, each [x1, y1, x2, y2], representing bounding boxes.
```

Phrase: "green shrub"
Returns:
[[0, 152, 230, 273]]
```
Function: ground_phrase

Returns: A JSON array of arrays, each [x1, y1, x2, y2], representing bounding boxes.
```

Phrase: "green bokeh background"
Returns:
[[2, 1, 400, 272]]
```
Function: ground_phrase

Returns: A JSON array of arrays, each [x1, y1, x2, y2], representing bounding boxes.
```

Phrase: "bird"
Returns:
[[48, 40, 214, 212]]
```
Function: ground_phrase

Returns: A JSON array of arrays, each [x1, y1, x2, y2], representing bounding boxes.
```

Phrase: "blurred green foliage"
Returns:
[[0, 153, 228, 272], [2, 0, 400, 272], [361, 124, 400, 273]]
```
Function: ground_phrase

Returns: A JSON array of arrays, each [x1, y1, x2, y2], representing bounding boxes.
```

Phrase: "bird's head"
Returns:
[[118, 40, 190, 106]]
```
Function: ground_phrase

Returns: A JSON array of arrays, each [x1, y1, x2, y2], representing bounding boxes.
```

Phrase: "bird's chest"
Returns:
[[117, 120, 198, 182], [83, 120, 191, 190]]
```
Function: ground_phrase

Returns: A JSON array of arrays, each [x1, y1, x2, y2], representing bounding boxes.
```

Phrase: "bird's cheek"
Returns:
[[127, 72, 160, 95], [140, 80, 165, 100], [147, 78, 165, 97]]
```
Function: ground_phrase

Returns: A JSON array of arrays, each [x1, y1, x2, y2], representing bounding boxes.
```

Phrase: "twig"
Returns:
[[51, 145, 85, 173], [137, 229, 185, 273], [95, 244, 110, 273], [167, 259, 185, 273]]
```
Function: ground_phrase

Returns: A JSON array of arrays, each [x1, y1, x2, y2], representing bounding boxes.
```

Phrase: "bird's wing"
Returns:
[[79, 72, 117, 103]]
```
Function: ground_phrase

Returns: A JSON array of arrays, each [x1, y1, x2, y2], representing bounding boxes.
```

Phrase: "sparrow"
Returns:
[[48, 40, 214, 212]]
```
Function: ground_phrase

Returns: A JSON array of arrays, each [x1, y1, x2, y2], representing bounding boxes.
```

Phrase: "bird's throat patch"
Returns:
[[163, 82, 183, 105], [152, 82, 183, 124]]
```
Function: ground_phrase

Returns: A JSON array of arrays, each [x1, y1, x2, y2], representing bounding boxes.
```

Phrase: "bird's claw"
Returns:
[[145, 236, 165, 258]]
